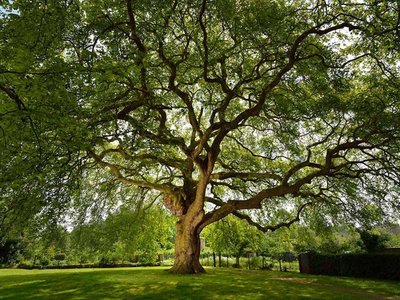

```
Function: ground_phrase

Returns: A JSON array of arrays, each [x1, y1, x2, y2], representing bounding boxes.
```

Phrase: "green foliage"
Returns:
[[68, 204, 174, 264], [7, 204, 174, 267], [357, 229, 390, 253], [381, 226, 400, 247], [261, 224, 362, 257], [203, 216, 263, 258], [1, 1, 400, 273], [0, 238, 24, 265]]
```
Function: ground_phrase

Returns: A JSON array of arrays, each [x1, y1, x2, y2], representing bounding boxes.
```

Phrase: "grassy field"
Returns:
[[0, 267, 399, 299]]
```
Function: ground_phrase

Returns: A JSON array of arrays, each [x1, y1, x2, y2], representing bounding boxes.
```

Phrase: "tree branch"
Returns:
[[210, 171, 282, 182], [88, 149, 174, 193]]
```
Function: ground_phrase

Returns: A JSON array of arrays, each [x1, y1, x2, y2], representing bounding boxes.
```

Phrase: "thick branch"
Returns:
[[96, 147, 187, 171], [205, 196, 313, 233], [210, 171, 282, 182], [208, 22, 362, 163], [201, 136, 388, 230], [126, 0, 146, 53], [233, 201, 312, 232]]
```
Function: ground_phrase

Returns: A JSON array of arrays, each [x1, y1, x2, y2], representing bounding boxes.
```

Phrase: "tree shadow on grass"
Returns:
[[0, 268, 398, 300]]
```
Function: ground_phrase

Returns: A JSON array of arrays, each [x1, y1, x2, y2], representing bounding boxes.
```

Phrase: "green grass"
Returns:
[[0, 267, 399, 299]]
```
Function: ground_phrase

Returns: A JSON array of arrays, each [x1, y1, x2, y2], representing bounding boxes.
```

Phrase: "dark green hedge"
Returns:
[[16, 262, 161, 270], [307, 253, 400, 280]]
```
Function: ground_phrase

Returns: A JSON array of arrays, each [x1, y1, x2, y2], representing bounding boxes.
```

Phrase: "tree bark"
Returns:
[[213, 252, 216, 267], [235, 255, 240, 267], [169, 216, 205, 274], [167, 173, 210, 274]]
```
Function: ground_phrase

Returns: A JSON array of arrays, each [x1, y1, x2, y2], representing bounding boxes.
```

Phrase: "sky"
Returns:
[[0, 2, 18, 18]]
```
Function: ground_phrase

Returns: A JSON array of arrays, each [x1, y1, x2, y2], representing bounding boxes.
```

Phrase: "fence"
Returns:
[[199, 253, 299, 272]]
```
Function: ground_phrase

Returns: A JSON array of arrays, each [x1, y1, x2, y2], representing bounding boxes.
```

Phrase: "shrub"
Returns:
[[98, 256, 117, 266], [39, 257, 49, 267], [54, 253, 66, 261], [17, 262, 34, 269], [138, 251, 158, 264]]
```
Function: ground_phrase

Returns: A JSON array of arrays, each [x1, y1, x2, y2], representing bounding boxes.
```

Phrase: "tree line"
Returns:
[[1, 207, 398, 269]]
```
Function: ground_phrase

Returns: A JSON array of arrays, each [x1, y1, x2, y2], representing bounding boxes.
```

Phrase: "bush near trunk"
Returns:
[[304, 253, 400, 280]]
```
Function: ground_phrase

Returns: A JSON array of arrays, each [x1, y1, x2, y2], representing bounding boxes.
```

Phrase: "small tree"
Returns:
[[204, 216, 263, 267]]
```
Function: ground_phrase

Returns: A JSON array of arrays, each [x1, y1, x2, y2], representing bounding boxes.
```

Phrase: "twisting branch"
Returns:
[[200, 135, 394, 230], [232, 201, 313, 232], [96, 147, 187, 171], [0, 83, 42, 155], [87, 149, 174, 193], [210, 171, 282, 182], [157, 39, 203, 147], [208, 21, 363, 161], [126, 0, 146, 53], [205, 196, 313, 232]]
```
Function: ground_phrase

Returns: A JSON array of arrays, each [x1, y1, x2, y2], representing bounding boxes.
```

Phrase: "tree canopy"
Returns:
[[1, 0, 399, 273]]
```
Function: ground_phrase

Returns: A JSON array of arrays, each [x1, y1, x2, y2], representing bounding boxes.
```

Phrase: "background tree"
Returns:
[[69, 204, 174, 264], [0, 237, 24, 266], [381, 225, 400, 248], [357, 228, 390, 253], [1, 0, 399, 274], [204, 216, 263, 267]]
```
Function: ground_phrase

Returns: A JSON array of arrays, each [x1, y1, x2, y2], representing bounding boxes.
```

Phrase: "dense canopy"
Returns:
[[0, 0, 399, 273]]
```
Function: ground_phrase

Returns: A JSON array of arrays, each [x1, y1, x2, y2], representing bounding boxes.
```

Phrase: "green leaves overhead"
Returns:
[[0, 0, 399, 238]]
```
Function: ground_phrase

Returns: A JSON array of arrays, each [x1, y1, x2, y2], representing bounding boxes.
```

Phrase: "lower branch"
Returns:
[[232, 201, 313, 232]]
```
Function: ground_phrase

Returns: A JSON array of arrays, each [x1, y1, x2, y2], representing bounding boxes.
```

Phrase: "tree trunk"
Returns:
[[167, 174, 210, 274], [169, 217, 205, 274], [262, 256, 265, 269]]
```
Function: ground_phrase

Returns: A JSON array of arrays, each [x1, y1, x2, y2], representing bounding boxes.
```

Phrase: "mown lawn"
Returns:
[[0, 267, 399, 299]]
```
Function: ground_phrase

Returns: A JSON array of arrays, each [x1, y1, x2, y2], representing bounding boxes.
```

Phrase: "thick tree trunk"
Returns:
[[167, 173, 210, 274], [169, 217, 205, 274]]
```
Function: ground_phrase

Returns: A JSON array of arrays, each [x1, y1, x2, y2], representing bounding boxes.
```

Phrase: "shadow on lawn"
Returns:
[[0, 268, 399, 300]]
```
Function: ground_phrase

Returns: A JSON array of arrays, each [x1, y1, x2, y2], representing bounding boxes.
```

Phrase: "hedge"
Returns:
[[16, 262, 161, 270], [300, 252, 400, 280]]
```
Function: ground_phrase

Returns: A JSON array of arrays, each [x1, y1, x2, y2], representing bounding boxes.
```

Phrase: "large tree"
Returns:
[[1, 0, 399, 273]]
